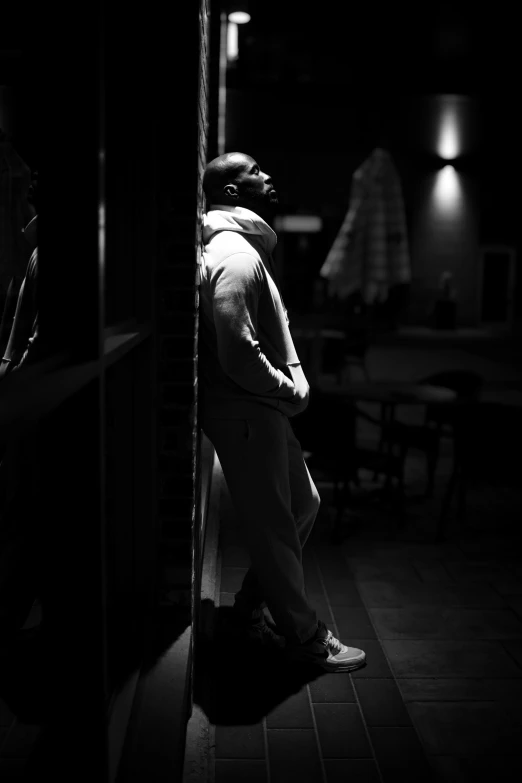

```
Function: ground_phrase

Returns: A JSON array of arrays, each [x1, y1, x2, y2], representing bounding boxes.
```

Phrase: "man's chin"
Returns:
[[241, 195, 278, 219], [267, 194, 279, 212]]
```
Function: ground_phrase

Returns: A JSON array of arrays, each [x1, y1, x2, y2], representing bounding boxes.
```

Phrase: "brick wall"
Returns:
[[156, 0, 210, 607]]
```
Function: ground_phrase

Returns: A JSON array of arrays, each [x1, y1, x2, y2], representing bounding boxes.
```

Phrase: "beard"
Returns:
[[241, 186, 279, 219]]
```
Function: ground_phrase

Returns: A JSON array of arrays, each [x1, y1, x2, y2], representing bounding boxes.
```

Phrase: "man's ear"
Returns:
[[224, 184, 238, 199]]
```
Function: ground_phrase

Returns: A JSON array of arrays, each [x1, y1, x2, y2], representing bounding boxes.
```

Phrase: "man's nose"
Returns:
[[263, 172, 272, 186]]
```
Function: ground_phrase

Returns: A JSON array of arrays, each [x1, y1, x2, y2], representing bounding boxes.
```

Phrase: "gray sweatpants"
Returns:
[[202, 408, 320, 644]]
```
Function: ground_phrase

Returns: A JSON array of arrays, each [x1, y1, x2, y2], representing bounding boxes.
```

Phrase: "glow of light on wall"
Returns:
[[98, 201, 106, 272], [98, 148, 106, 281], [228, 11, 251, 24], [274, 215, 323, 233], [218, 12, 228, 155], [437, 100, 460, 160], [227, 22, 239, 60], [433, 165, 462, 213]]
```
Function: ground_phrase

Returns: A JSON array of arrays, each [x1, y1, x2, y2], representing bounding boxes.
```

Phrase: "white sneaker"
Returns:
[[286, 621, 366, 672]]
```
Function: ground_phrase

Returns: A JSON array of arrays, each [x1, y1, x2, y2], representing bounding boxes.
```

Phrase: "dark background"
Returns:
[[1, 2, 521, 323], [207, 1, 521, 319]]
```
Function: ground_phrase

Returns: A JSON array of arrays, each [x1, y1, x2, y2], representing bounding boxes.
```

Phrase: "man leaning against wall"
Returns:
[[197, 151, 366, 673]]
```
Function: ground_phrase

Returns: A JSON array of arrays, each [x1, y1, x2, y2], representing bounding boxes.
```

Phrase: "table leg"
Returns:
[[437, 469, 457, 541], [309, 335, 323, 386], [382, 403, 396, 493]]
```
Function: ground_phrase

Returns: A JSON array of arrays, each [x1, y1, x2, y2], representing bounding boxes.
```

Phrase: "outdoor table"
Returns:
[[314, 379, 457, 406], [291, 328, 345, 340], [291, 328, 345, 383], [312, 379, 458, 499], [313, 379, 458, 445]]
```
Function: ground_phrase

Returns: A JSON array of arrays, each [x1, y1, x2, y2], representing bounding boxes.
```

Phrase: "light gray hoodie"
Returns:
[[199, 205, 310, 419]]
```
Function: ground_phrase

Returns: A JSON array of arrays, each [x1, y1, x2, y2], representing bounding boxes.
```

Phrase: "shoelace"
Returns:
[[324, 630, 344, 655]]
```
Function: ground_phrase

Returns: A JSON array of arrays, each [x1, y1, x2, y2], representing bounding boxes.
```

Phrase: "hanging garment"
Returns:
[[320, 147, 411, 304]]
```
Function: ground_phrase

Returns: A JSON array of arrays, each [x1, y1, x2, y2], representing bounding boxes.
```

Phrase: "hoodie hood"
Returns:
[[203, 205, 277, 256], [23, 214, 37, 251]]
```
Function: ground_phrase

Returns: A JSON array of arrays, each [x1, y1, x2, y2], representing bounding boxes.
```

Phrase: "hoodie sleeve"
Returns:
[[1, 251, 40, 374], [210, 252, 296, 397]]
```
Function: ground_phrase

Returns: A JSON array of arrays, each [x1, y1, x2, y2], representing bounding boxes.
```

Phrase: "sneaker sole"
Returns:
[[285, 653, 366, 672], [319, 656, 366, 673]]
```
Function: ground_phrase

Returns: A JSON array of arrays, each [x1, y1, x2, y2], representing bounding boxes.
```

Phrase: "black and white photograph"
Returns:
[[0, 2, 521, 781]]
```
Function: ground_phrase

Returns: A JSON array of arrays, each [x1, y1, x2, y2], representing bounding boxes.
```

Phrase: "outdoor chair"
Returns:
[[316, 291, 373, 385], [375, 370, 484, 498], [437, 401, 522, 540], [292, 388, 408, 544]]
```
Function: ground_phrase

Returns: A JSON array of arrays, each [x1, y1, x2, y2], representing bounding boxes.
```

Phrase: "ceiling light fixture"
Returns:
[[228, 11, 251, 23]]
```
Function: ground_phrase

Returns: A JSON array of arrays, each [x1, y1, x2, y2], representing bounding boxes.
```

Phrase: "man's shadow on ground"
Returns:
[[193, 599, 327, 726], [0, 603, 191, 726]]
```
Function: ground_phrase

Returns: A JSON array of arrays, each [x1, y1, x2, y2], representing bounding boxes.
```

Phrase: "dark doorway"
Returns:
[[479, 247, 515, 326]]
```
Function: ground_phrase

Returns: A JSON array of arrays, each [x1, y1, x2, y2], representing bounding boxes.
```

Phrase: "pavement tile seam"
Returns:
[[501, 640, 522, 672], [405, 700, 522, 759], [215, 530, 521, 778], [315, 553, 397, 680], [313, 549, 446, 773], [304, 684, 328, 783], [214, 724, 266, 761], [506, 596, 522, 621], [490, 580, 522, 604], [214, 759, 267, 783], [0, 722, 15, 756], [410, 561, 429, 584], [213, 462, 521, 773], [365, 603, 522, 640], [355, 579, 508, 609], [381, 638, 522, 680], [313, 550, 396, 782], [261, 717, 270, 782]]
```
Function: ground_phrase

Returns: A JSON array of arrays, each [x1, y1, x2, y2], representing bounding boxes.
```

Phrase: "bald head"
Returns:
[[203, 152, 278, 220], [203, 152, 252, 202]]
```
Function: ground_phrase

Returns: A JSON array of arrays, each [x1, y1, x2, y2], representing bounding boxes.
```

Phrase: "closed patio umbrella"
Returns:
[[319, 147, 411, 305]]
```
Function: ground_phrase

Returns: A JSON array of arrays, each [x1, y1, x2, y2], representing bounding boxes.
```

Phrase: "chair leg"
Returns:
[[373, 402, 391, 482], [381, 437, 397, 500], [425, 442, 439, 499], [332, 478, 340, 509], [457, 471, 467, 526], [372, 438, 384, 483], [392, 451, 407, 528], [436, 469, 458, 541], [331, 477, 352, 545]]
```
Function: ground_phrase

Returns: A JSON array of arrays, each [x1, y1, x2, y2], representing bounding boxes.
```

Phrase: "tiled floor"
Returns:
[[2, 338, 520, 782], [0, 600, 43, 780], [208, 447, 522, 783]]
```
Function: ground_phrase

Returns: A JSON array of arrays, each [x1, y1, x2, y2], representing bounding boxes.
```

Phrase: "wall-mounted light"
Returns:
[[433, 164, 462, 214], [437, 105, 460, 160], [227, 21, 239, 61], [434, 94, 470, 161], [227, 10, 250, 62], [431, 99, 464, 215], [228, 11, 251, 24], [219, 7, 252, 153]]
